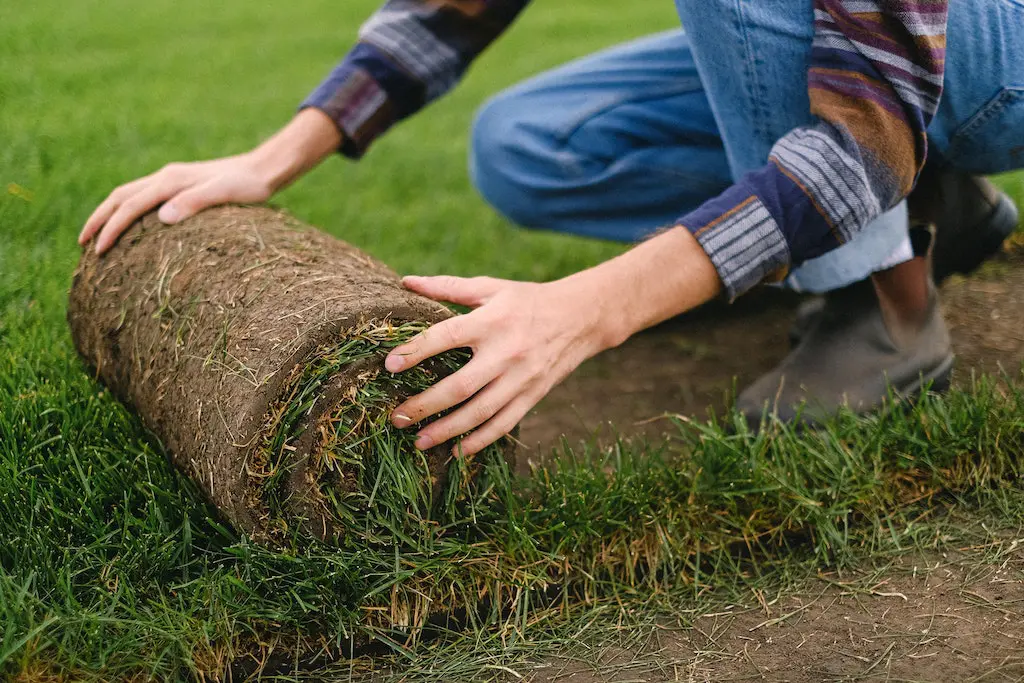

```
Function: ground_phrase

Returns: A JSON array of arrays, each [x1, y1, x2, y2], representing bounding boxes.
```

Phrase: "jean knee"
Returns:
[[469, 93, 556, 229]]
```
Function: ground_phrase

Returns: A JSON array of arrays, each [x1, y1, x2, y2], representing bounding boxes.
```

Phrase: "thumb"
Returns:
[[158, 181, 226, 224], [402, 275, 505, 307]]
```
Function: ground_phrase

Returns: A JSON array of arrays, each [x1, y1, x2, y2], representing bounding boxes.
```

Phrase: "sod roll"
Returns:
[[68, 206, 513, 545]]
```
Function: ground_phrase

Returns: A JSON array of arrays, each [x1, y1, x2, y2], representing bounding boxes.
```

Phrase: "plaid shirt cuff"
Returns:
[[680, 194, 791, 302], [300, 65, 396, 160]]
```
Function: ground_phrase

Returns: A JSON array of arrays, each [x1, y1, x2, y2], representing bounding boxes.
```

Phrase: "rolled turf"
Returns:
[[68, 206, 515, 545]]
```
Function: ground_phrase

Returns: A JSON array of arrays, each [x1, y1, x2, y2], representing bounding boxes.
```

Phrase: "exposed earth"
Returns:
[[521, 244, 1024, 458], [524, 547, 1024, 683], [513, 244, 1024, 683]]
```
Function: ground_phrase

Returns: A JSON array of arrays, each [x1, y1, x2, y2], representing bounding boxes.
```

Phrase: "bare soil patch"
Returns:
[[526, 548, 1024, 682], [519, 248, 1024, 459]]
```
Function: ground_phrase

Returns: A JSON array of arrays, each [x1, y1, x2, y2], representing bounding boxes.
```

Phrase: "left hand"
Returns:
[[386, 274, 612, 456]]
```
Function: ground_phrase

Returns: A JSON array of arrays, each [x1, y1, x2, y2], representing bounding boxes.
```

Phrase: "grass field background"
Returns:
[[4, 1, 1024, 680]]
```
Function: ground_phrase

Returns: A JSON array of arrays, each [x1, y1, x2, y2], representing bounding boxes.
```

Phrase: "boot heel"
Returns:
[[927, 370, 952, 395], [922, 355, 955, 395], [946, 195, 1019, 278]]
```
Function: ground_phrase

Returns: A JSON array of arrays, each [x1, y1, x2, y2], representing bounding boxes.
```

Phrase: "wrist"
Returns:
[[247, 109, 343, 193], [563, 226, 723, 351], [558, 268, 634, 354], [243, 147, 293, 195]]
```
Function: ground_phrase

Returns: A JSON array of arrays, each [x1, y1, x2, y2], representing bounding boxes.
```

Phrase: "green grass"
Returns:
[[4, 0, 1024, 680]]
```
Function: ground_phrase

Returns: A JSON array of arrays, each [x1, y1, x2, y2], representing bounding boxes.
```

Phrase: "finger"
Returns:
[[402, 275, 505, 308], [392, 356, 503, 428], [384, 316, 472, 373], [94, 181, 181, 254], [79, 176, 153, 245], [157, 179, 229, 224], [450, 394, 533, 457], [412, 372, 520, 450]]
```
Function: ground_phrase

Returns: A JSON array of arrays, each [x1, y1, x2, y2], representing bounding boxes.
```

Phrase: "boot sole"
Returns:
[[891, 352, 956, 399]]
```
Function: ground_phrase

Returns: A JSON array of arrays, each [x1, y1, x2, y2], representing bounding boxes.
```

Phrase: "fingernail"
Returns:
[[158, 204, 180, 224], [401, 275, 424, 288], [415, 434, 433, 450], [392, 412, 412, 428], [385, 354, 404, 373]]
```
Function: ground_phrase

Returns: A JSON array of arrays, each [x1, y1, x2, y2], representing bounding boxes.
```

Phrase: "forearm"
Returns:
[[247, 108, 342, 193], [562, 226, 723, 351], [302, 0, 532, 159]]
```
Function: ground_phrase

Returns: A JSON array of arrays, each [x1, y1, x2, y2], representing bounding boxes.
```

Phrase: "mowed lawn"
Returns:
[[4, 0, 1024, 681]]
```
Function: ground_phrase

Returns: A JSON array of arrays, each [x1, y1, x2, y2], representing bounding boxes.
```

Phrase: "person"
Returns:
[[80, 0, 1024, 456]]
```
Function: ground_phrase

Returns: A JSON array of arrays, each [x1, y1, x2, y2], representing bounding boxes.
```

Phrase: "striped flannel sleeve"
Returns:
[[301, 0, 531, 159], [679, 0, 948, 301]]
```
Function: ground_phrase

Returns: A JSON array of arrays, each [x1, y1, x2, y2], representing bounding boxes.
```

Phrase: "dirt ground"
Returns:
[[525, 547, 1024, 683], [513, 248, 1024, 683], [519, 246, 1024, 458]]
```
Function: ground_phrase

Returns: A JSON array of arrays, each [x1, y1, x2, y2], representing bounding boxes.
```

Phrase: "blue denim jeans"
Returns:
[[470, 0, 1024, 293]]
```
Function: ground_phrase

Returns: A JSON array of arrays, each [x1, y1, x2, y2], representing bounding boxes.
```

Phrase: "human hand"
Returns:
[[79, 108, 342, 254], [78, 154, 276, 254], [386, 274, 616, 457]]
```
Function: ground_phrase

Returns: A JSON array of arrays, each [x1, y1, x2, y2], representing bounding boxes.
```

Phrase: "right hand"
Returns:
[[79, 153, 275, 254]]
